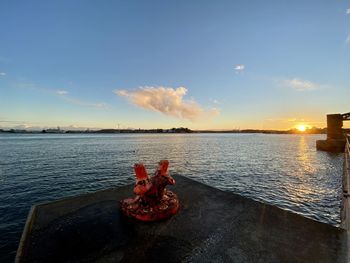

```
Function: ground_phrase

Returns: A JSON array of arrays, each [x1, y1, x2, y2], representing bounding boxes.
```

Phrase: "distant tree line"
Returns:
[[93, 127, 193, 134], [2, 127, 350, 135]]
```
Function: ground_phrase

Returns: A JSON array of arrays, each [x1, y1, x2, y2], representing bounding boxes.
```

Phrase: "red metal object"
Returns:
[[120, 160, 179, 221]]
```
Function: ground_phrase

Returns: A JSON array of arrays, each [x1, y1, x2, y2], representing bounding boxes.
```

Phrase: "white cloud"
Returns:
[[61, 96, 108, 109], [281, 78, 319, 91], [211, 99, 220, 104], [234, 64, 245, 73], [345, 34, 350, 46], [115, 86, 219, 121], [0, 72, 6, 76], [13, 81, 108, 109], [56, 90, 68, 95], [345, 9, 350, 45], [54, 89, 107, 108]]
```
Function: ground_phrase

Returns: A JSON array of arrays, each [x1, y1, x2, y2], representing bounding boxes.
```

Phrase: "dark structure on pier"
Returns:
[[316, 112, 350, 152]]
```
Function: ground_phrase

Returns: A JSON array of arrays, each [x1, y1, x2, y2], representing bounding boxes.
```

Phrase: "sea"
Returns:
[[0, 133, 344, 262]]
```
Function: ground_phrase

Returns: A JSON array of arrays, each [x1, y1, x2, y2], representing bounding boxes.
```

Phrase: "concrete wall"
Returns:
[[327, 114, 344, 140], [316, 114, 345, 152], [341, 135, 350, 231]]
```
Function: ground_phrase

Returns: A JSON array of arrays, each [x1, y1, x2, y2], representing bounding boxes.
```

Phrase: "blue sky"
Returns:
[[1, 0, 350, 130]]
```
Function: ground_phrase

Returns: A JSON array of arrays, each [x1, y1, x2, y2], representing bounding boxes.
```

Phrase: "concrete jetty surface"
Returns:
[[16, 175, 349, 263]]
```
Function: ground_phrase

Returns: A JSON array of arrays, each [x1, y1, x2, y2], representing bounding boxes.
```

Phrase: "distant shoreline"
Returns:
[[0, 127, 340, 135]]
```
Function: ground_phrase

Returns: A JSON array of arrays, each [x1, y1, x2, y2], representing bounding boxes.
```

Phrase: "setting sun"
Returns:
[[296, 125, 307, 132]]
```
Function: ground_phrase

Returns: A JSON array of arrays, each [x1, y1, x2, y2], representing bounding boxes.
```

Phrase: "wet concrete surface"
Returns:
[[17, 175, 349, 263]]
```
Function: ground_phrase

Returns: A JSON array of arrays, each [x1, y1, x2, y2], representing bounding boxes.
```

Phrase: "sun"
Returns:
[[296, 124, 306, 132]]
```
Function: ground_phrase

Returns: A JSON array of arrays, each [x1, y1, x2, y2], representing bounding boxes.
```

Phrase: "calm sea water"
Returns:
[[0, 133, 344, 261]]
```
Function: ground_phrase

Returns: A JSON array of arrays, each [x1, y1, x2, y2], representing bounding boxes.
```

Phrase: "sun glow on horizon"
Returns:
[[297, 125, 306, 132], [296, 124, 307, 132]]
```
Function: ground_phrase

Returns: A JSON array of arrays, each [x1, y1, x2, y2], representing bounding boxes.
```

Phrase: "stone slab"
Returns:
[[16, 175, 349, 263]]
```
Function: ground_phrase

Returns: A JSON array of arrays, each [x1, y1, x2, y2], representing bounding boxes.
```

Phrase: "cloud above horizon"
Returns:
[[56, 90, 68, 95], [14, 82, 109, 109], [345, 9, 350, 45], [0, 72, 6, 76], [345, 34, 350, 46], [115, 86, 219, 121], [210, 99, 220, 104], [234, 64, 245, 73], [281, 78, 319, 91], [55, 89, 108, 108]]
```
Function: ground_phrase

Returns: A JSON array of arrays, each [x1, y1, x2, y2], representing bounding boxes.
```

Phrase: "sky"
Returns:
[[0, 0, 350, 130]]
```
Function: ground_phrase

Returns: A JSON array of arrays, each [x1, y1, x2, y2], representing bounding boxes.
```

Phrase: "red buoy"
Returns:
[[120, 160, 179, 221]]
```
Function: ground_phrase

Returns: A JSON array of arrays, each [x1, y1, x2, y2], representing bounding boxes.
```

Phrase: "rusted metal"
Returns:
[[120, 160, 179, 221], [342, 112, 350, 121]]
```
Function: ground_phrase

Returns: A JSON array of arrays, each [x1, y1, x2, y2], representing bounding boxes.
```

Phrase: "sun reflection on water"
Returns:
[[297, 135, 317, 175], [285, 136, 319, 210]]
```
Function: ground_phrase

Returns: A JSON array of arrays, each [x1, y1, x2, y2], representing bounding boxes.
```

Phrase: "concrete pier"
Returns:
[[341, 135, 350, 230], [317, 114, 346, 152], [16, 175, 349, 263]]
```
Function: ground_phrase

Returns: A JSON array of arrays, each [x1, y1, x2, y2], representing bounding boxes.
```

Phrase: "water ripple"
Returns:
[[0, 133, 343, 262]]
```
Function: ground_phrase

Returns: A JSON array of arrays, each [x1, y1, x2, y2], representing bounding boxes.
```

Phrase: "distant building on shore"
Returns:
[[42, 127, 64, 133]]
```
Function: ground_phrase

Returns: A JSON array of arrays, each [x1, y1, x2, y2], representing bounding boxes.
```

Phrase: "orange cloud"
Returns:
[[115, 86, 219, 121]]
